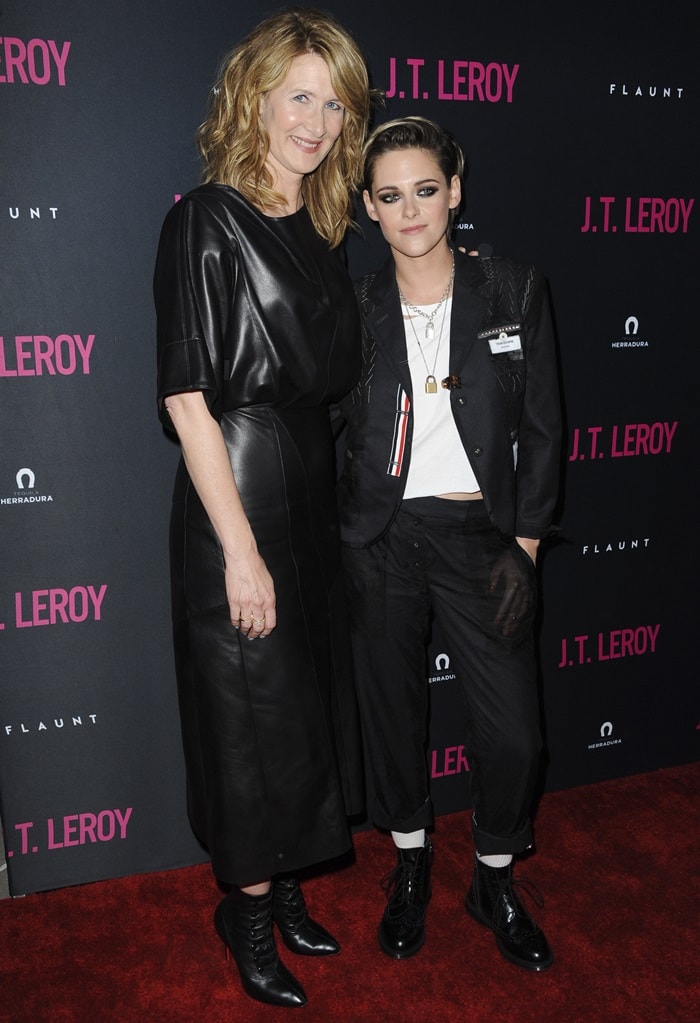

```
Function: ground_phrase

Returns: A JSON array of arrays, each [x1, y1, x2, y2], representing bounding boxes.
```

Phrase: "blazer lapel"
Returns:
[[449, 252, 489, 376], [361, 252, 489, 390], [363, 258, 413, 393]]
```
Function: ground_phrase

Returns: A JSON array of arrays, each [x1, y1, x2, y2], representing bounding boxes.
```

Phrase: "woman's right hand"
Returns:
[[225, 550, 277, 639], [164, 390, 277, 641]]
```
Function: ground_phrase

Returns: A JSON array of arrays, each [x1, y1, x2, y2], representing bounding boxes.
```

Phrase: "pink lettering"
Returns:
[[0, 37, 71, 86], [70, 588, 89, 623], [47, 818, 63, 849], [437, 60, 452, 100], [647, 624, 660, 651], [638, 197, 651, 232], [74, 334, 95, 373], [50, 588, 70, 624], [620, 629, 635, 657], [624, 197, 636, 232], [453, 60, 468, 100], [0, 333, 95, 376], [89, 584, 108, 619], [611, 422, 677, 456], [63, 815, 80, 847], [431, 745, 470, 778], [45, 808, 133, 850], [385, 57, 397, 98], [55, 334, 77, 375], [14, 821, 34, 854], [47, 40, 71, 86], [485, 62, 503, 102], [114, 807, 133, 838], [14, 585, 108, 627], [14, 592, 31, 627], [443, 746, 458, 775], [649, 198, 665, 233], [679, 198, 694, 232], [624, 196, 695, 233], [34, 335, 56, 375], [635, 422, 650, 454], [502, 64, 519, 103], [664, 198, 680, 232], [27, 39, 51, 85], [1, 37, 29, 83], [468, 61, 485, 101], [598, 624, 660, 660], [32, 590, 51, 626], [80, 814, 98, 844], [16, 336, 34, 375], [97, 811, 116, 842], [406, 58, 424, 100]]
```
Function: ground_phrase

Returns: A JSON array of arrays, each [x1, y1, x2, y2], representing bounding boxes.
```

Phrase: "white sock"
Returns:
[[391, 829, 426, 850], [476, 852, 513, 868]]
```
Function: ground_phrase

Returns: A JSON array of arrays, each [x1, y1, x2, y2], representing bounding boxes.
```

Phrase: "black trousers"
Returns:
[[343, 498, 543, 856]]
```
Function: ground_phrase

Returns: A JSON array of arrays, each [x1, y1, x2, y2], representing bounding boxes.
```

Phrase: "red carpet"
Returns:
[[2, 763, 699, 1023]]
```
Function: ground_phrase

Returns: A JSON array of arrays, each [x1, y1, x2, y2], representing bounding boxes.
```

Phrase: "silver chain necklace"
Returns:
[[397, 256, 455, 342], [402, 287, 452, 394]]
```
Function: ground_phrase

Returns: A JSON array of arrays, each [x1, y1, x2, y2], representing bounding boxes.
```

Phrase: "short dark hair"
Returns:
[[362, 116, 466, 193]]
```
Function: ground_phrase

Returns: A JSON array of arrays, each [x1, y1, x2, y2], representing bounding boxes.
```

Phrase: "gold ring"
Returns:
[[252, 616, 265, 625]]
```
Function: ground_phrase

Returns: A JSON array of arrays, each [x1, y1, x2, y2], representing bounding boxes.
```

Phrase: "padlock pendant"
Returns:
[[425, 375, 438, 394]]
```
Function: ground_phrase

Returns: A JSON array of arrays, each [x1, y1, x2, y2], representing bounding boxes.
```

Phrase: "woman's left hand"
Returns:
[[489, 537, 540, 636]]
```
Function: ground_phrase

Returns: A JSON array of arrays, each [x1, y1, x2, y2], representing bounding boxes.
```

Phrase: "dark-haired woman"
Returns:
[[338, 116, 561, 972]]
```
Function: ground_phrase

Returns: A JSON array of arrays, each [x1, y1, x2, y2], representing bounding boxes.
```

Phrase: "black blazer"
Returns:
[[337, 249, 562, 547]]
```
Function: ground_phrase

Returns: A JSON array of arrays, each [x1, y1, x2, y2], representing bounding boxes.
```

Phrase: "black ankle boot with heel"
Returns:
[[272, 875, 341, 956], [214, 886, 307, 1007]]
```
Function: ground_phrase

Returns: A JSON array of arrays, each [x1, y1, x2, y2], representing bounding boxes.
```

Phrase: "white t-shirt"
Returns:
[[402, 297, 480, 499]]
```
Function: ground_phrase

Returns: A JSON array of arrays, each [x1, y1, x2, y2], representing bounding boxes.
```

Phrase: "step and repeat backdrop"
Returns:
[[1, 1, 697, 895]]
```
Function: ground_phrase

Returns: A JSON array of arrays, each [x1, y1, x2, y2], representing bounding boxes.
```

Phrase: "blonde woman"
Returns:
[[154, 8, 372, 1007]]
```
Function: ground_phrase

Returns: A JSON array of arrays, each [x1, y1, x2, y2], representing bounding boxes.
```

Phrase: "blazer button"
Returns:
[[472, 446, 483, 457], [457, 397, 465, 406]]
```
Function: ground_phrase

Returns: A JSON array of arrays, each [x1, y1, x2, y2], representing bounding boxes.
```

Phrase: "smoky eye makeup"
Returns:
[[375, 183, 441, 204]]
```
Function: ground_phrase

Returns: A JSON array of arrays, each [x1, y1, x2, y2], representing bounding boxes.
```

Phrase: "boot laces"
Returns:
[[381, 859, 428, 924], [274, 879, 307, 927], [247, 904, 278, 970], [490, 874, 544, 937]]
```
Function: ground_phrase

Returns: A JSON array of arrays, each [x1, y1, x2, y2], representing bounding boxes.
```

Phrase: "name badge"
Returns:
[[488, 331, 522, 354]]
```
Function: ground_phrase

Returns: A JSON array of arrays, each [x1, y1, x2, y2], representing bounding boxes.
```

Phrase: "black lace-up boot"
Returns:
[[378, 839, 433, 959], [214, 887, 307, 1007], [272, 876, 340, 956], [465, 856, 553, 971]]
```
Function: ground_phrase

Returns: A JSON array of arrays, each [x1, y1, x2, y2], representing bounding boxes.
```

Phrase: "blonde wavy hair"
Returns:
[[197, 7, 373, 248]]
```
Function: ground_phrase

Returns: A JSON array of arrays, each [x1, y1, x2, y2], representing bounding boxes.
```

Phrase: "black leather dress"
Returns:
[[154, 184, 363, 885]]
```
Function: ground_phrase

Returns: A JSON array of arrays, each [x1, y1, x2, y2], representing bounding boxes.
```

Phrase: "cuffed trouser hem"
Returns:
[[371, 796, 434, 835], [471, 813, 533, 856]]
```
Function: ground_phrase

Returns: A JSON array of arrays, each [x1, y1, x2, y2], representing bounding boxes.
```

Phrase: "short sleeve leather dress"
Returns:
[[154, 185, 363, 885]]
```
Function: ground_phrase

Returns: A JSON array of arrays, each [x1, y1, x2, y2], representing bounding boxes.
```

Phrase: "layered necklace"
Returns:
[[398, 255, 455, 394]]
